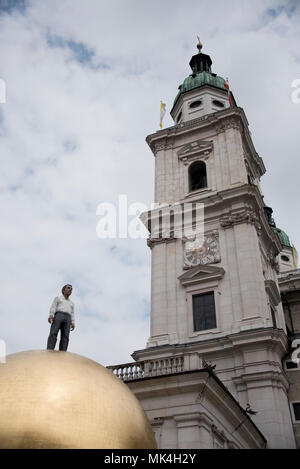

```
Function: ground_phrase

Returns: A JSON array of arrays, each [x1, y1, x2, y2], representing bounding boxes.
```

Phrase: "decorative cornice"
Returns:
[[278, 269, 300, 291], [232, 370, 289, 392], [182, 184, 280, 256], [146, 107, 248, 155], [220, 209, 261, 235], [146, 107, 265, 184], [152, 137, 174, 153], [147, 236, 177, 249], [215, 116, 243, 134], [174, 113, 213, 133], [177, 139, 213, 165], [131, 327, 288, 364]]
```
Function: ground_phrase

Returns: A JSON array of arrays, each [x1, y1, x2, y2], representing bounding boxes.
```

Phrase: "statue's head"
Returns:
[[62, 284, 72, 297]]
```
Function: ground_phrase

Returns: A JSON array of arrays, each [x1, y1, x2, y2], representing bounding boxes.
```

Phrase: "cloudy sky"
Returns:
[[0, 0, 299, 366]]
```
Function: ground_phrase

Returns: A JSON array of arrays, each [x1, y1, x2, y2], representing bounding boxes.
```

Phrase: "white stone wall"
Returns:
[[148, 218, 284, 347], [128, 370, 266, 449], [277, 246, 295, 272], [143, 100, 296, 447], [154, 127, 249, 205]]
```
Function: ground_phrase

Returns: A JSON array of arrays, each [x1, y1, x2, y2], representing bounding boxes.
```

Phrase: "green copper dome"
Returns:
[[272, 227, 292, 248], [264, 205, 292, 248], [171, 44, 229, 113], [173, 71, 227, 107]]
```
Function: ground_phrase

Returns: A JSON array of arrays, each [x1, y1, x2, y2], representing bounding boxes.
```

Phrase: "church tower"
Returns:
[[133, 40, 296, 448]]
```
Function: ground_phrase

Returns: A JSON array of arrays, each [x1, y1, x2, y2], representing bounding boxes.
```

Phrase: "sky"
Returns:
[[0, 0, 299, 366]]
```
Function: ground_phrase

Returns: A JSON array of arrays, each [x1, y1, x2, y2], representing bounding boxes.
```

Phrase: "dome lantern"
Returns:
[[170, 40, 235, 124]]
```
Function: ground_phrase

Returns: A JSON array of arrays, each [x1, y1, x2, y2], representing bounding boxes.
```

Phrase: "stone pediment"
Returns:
[[177, 139, 213, 163], [178, 264, 225, 286]]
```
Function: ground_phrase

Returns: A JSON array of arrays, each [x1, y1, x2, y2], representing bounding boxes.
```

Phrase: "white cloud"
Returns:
[[0, 0, 299, 365]]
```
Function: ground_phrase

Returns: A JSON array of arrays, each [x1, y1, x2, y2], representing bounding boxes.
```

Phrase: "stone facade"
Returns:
[[128, 369, 266, 449], [108, 355, 266, 449], [171, 86, 231, 124], [108, 46, 299, 449], [279, 270, 300, 448]]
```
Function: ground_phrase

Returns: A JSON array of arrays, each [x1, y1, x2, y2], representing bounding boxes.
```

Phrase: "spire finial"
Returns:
[[197, 36, 203, 52]]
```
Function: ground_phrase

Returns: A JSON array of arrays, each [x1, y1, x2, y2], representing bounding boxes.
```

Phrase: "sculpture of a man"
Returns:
[[47, 284, 75, 352]]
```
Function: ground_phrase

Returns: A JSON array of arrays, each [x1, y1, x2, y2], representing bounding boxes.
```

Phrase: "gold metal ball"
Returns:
[[0, 350, 157, 449], [197, 36, 203, 51]]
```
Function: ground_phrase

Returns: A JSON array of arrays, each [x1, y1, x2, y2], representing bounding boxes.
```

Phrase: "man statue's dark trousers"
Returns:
[[47, 312, 71, 351]]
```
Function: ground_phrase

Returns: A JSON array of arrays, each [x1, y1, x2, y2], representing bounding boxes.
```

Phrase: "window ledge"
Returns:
[[189, 328, 221, 338]]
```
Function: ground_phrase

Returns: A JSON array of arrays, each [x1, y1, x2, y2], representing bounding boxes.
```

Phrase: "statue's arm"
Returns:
[[48, 297, 58, 321]]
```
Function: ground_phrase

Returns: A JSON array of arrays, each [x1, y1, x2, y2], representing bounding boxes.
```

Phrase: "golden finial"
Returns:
[[197, 36, 203, 52]]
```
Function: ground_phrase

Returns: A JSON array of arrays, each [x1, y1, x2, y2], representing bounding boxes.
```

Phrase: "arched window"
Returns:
[[189, 161, 207, 191]]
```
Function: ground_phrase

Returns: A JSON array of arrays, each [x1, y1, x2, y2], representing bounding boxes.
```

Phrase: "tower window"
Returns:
[[292, 402, 300, 421], [189, 161, 207, 191], [281, 255, 290, 262], [193, 292, 217, 331], [212, 100, 224, 108], [189, 100, 202, 109]]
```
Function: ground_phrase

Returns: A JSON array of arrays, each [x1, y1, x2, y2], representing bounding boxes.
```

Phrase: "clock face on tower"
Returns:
[[184, 234, 220, 267]]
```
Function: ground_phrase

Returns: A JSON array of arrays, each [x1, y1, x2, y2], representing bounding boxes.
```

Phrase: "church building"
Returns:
[[108, 40, 300, 449]]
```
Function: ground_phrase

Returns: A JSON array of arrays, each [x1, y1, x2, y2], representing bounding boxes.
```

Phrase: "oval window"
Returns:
[[281, 255, 290, 262], [177, 111, 182, 123], [212, 100, 224, 108], [189, 100, 202, 109]]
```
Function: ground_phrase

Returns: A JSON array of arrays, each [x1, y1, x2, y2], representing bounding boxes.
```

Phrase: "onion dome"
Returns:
[[272, 227, 292, 248], [263, 205, 292, 248], [172, 39, 229, 111]]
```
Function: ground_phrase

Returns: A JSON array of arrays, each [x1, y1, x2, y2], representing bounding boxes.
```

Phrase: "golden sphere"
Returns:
[[0, 350, 157, 449]]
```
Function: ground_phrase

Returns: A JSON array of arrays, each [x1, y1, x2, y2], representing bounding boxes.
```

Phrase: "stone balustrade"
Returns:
[[107, 353, 204, 382]]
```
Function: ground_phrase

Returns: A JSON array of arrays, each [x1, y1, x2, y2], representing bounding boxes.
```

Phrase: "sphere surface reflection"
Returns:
[[0, 350, 156, 449]]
